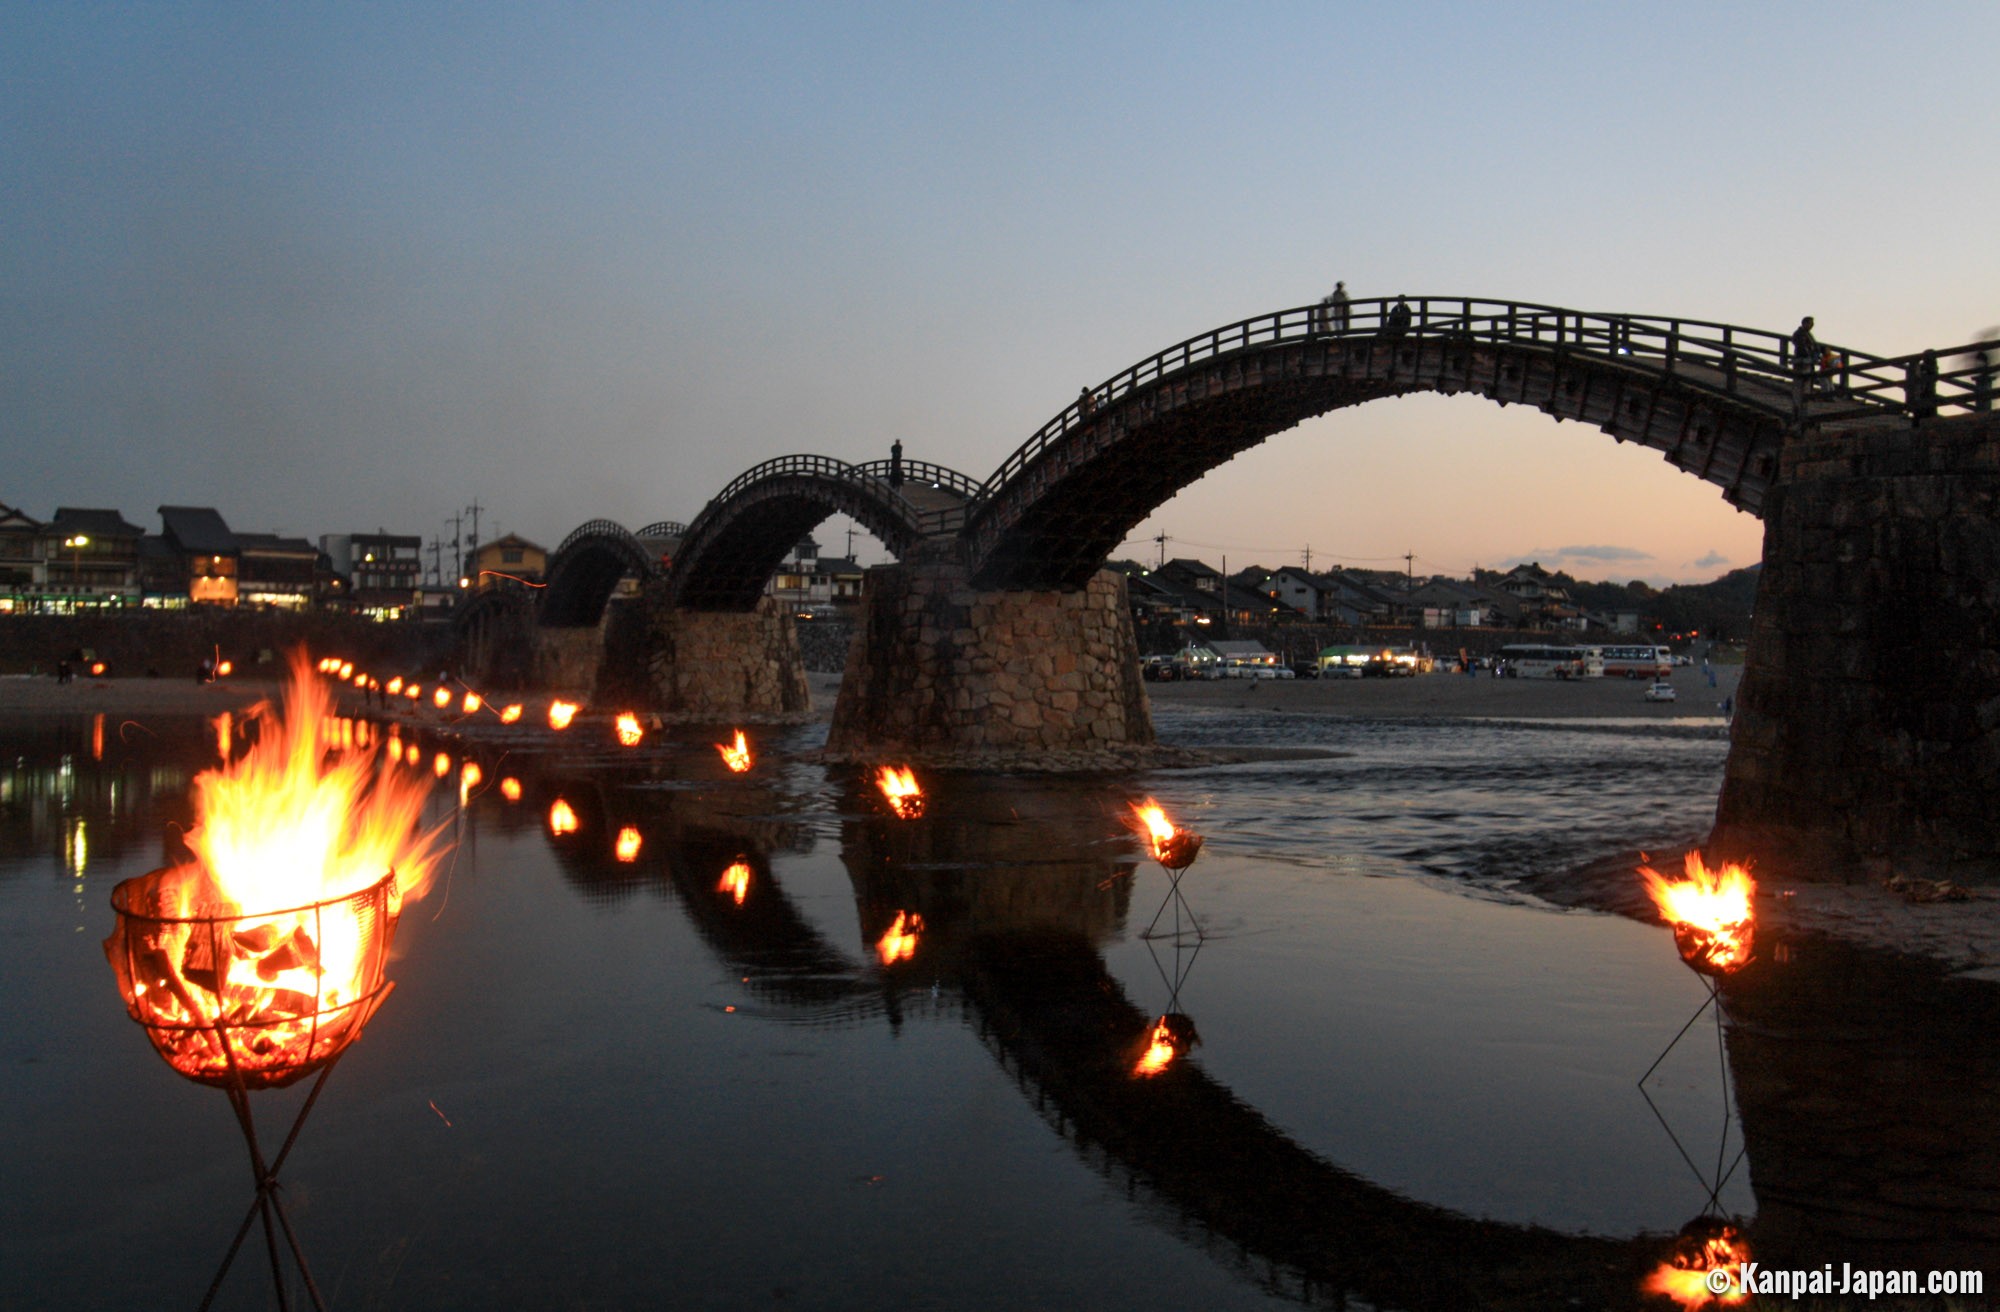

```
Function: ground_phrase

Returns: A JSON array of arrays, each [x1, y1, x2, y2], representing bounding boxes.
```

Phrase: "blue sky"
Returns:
[[5, 2, 1994, 583]]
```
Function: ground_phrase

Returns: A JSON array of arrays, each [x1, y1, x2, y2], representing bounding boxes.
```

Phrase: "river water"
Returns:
[[4, 696, 1996, 1309]]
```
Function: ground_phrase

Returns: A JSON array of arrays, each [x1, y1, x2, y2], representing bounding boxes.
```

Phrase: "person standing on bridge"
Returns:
[[1791, 316, 1818, 400], [889, 439, 904, 487], [1331, 281, 1350, 332], [1385, 295, 1412, 340]]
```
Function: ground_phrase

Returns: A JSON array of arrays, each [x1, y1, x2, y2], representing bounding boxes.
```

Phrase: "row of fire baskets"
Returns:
[[101, 652, 1762, 1309]]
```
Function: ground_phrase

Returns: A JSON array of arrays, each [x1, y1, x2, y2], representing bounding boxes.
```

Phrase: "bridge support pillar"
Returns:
[[1713, 410, 2000, 881], [644, 594, 812, 719], [531, 624, 608, 693], [826, 550, 1154, 763]]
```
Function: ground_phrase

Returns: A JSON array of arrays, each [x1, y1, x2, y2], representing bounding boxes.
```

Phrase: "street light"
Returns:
[[62, 535, 89, 599]]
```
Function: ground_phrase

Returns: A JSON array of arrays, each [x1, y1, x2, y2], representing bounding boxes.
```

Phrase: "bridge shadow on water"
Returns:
[[484, 739, 2000, 1310]]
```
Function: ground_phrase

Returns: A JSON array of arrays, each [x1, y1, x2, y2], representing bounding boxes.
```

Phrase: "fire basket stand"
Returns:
[[106, 866, 404, 1312]]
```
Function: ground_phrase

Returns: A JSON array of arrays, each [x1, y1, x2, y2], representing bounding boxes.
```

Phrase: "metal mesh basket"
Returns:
[[106, 868, 399, 1089]]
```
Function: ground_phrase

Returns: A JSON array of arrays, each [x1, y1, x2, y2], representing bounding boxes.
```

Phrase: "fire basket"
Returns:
[[106, 867, 400, 1090]]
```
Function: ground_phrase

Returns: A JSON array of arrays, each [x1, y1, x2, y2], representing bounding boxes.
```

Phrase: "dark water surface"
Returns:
[[3, 702, 1997, 1309]]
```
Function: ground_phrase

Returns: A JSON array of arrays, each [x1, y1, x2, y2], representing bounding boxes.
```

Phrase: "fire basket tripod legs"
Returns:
[[1140, 865, 1204, 943], [198, 1034, 339, 1312], [1637, 976, 1748, 1217]]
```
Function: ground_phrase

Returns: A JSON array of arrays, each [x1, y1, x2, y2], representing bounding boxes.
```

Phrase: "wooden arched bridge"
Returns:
[[460, 295, 2000, 880], [514, 295, 1993, 624]]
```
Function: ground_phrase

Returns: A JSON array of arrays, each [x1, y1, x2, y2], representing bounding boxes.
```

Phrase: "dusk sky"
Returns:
[[6, 3, 1995, 585]]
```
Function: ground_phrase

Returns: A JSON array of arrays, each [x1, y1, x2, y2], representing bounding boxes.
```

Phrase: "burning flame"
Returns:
[[548, 799, 579, 836], [614, 712, 644, 747], [404, 685, 421, 701], [1643, 1220, 1751, 1308], [716, 730, 752, 773], [1129, 799, 1203, 871], [718, 860, 751, 905], [876, 766, 925, 819], [498, 704, 523, 725], [500, 777, 522, 802], [548, 701, 578, 731], [432, 686, 452, 709], [1641, 853, 1756, 976], [102, 654, 450, 1087], [215, 660, 233, 677], [212, 711, 231, 763], [462, 692, 482, 715], [338, 662, 353, 680], [1135, 1018, 1177, 1077], [90, 661, 107, 677], [432, 752, 451, 778], [615, 826, 642, 863], [876, 910, 923, 965], [386, 676, 403, 695]]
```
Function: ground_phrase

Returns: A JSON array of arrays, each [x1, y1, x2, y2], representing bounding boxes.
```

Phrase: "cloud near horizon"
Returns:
[[1688, 550, 1732, 571], [1503, 544, 1656, 571]]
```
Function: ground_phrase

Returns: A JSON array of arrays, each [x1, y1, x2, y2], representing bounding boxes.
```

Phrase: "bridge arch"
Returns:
[[663, 454, 979, 611], [962, 297, 1897, 590], [539, 519, 664, 627]]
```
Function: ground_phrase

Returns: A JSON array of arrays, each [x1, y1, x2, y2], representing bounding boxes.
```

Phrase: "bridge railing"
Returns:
[[975, 297, 1979, 502], [851, 458, 985, 501], [634, 520, 688, 540], [554, 518, 645, 559], [687, 453, 968, 544]]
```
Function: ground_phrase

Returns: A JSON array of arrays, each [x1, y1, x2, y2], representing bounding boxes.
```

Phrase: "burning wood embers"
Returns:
[[1641, 852, 1755, 978], [103, 654, 450, 1311], [1643, 1215, 1751, 1308], [875, 765, 925, 820]]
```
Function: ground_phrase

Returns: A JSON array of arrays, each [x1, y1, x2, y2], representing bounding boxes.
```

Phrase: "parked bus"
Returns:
[[1595, 644, 1674, 679], [1497, 644, 1595, 679]]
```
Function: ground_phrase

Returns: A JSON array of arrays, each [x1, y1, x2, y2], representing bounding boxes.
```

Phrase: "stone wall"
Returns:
[[1713, 410, 2000, 881], [825, 548, 1154, 762], [644, 594, 812, 720], [531, 624, 606, 693]]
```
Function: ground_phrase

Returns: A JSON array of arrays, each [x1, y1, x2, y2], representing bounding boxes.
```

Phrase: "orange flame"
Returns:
[[1640, 853, 1756, 976], [717, 730, 753, 773], [386, 676, 403, 695], [876, 766, 925, 819], [90, 661, 106, 676], [615, 826, 643, 863], [102, 653, 451, 1087], [876, 910, 923, 964], [1134, 1018, 1178, 1077], [212, 712, 231, 763], [548, 798, 579, 836], [548, 701, 578, 731], [498, 704, 523, 725], [462, 691, 482, 715], [404, 685, 421, 701], [1643, 1221, 1750, 1308], [614, 712, 644, 747], [433, 686, 452, 709], [499, 777, 522, 802], [338, 662, 353, 680], [432, 752, 451, 778], [1129, 799, 1203, 870], [215, 660, 233, 677], [718, 860, 751, 905]]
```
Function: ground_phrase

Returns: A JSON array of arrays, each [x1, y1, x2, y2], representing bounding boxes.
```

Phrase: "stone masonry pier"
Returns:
[[1714, 410, 2000, 881], [825, 547, 1154, 763], [643, 592, 812, 720]]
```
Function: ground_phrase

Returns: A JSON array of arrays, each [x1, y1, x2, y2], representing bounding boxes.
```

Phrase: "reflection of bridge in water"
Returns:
[[484, 750, 2000, 1308], [459, 298, 2000, 880]]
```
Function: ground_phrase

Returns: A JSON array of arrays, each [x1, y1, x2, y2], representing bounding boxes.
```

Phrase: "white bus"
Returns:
[[1596, 644, 1673, 679], [1497, 644, 1595, 680]]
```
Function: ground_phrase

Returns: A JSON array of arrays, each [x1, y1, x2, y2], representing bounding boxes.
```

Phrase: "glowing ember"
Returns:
[[404, 743, 421, 767], [614, 712, 644, 747], [462, 692, 482, 715], [338, 662, 353, 680], [432, 752, 451, 778], [548, 799, 579, 836], [716, 729, 753, 773], [498, 704, 523, 725], [90, 661, 107, 676], [386, 676, 403, 695], [548, 701, 578, 731], [1640, 852, 1756, 976], [103, 654, 449, 1088], [351, 671, 368, 687], [876, 910, 923, 964], [1643, 1219, 1750, 1308], [1129, 799, 1203, 871], [432, 686, 452, 709], [215, 660, 233, 677], [404, 685, 421, 701], [875, 765, 925, 819], [499, 777, 522, 802], [615, 826, 642, 863], [213, 712, 232, 762], [718, 860, 751, 905]]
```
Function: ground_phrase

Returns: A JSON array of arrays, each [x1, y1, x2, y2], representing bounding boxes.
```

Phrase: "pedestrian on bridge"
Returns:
[[889, 439, 904, 487], [1385, 295, 1412, 340]]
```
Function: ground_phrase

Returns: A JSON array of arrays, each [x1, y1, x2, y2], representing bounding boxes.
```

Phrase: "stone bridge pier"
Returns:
[[1714, 409, 2000, 881], [825, 545, 1154, 762]]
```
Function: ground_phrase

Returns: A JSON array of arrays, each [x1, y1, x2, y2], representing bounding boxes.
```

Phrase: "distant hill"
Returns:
[[1565, 564, 1761, 641]]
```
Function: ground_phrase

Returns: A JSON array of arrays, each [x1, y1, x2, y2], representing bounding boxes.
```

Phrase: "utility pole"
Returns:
[[446, 513, 463, 585], [1404, 550, 1415, 626], [1302, 544, 1313, 572], [845, 525, 857, 559], [1220, 552, 1229, 639], [464, 499, 483, 565], [1154, 532, 1167, 570], [426, 537, 444, 586]]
